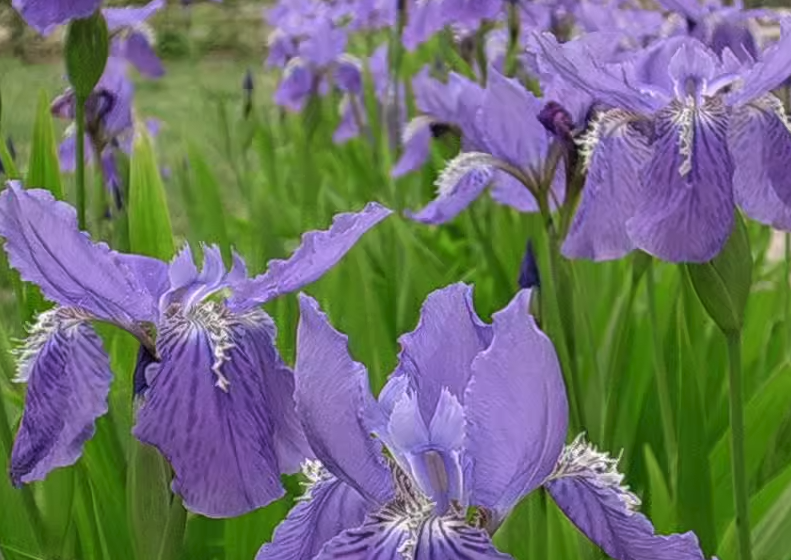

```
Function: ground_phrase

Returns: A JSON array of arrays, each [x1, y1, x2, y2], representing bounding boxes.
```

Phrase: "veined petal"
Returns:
[[627, 98, 735, 263], [729, 99, 791, 229], [11, 308, 112, 485], [294, 294, 394, 505], [465, 289, 568, 516], [546, 435, 707, 560], [12, 0, 101, 35], [228, 203, 392, 310], [257, 471, 372, 560], [563, 109, 653, 261], [407, 152, 494, 225], [393, 283, 492, 417], [413, 515, 513, 559], [133, 305, 289, 518], [0, 183, 159, 324]]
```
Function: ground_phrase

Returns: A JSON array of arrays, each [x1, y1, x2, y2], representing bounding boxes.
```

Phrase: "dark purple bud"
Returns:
[[243, 68, 254, 93], [518, 239, 540, 290], [538, 101, 574, 143]]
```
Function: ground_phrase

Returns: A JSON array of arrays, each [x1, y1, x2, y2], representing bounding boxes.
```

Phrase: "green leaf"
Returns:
[[686, 213, 752, 334], [644, 445, 675, 533], [65, 12, 109, 100], [183, 142, 230, 257], [128, 130, 175, 260], [127, 442, 172, 560], [26, 90, 63, 199]]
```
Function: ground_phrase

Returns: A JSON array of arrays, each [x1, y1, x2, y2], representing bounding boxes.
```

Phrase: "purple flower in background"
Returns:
[[105, 0, 167, 79], [535, 24, 791, 262], [403, 0, 503, 51], [0, 181, 391, 518], [12, 0, 102, 35], [257, 283, 711, 560], [408, 67, 564, 225]]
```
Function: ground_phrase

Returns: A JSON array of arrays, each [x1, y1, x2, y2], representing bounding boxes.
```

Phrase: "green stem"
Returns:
[[646, 260, 678, 469], [784, 233, 790, 352], [75, 95, 87, 230], [726, 330, 752, 560], [155, 496, 187, 560]]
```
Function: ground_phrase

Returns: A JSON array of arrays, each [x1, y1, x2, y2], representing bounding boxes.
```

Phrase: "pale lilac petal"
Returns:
[[121, 31, 165, 78], [0, 183, 159, 325], [392, 283, 492, 417], [490, 172, 540, 212], [407, 160, 493, 224], [256, 476, 372, 560], [12, 0, 101, 34], [294, 294, 394, 505], [103, 0, 165, 31], [727, 21, 791, 105], [563, 110, 653, 261], [546, 436, 707, 560], [465, 289, 568, 516], [228, 203, 392, 310], [480, 68, 550, 170], [392, 119, 432, 178], [161, 244, 228, 310], [627, 101, 735, 262], [11, 309, 112, 485], [667, 42, 718, 96], [133, 311, 290, 518], [730, 100, 791, 229]]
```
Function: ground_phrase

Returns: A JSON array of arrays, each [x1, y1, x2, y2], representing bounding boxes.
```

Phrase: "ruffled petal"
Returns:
[[392, 283, 492, 417], [465, 289, 568, 516], [257, 474, 372, 560], [133, 307, 290, 518], [546, 436, 708, 560], [294, 294, 394, 505], [10, 308, 112, 485], [407, 153, 494, 224], [730, 100, 791, 229], [228, 203, 392, 310], [563, 109, 653, 260], [0, 183, 159, 324], [627, 99, 735, 263], [11, 0, 101, 35], [727, 20, 791, 105]]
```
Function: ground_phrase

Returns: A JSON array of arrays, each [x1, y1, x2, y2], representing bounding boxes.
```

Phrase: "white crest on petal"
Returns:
[[183, 301, 237, 392], [435, 152, 497, 198], [762, 93, 791, 135], [13, 307, 92, 383], [671, 97, 696, 177], [298, 459, 334, 501], [577, 108, 638, 174], [402, 115, 436, 146], [547, 433, 641, 514], [283, 56, 308, 78]]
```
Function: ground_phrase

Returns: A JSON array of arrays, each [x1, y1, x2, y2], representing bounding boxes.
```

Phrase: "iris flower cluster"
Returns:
[[5, 0, 787, 558]]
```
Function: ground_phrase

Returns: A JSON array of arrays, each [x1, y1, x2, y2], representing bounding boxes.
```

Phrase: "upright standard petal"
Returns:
[[10, 308, 112, 485], [133, 307, 288, 518], [393, 283, 492, 418], [465, 289, 568, 516], [0, 184, 159, 324], [12, 0, 101, 34], [727, 21, 791, 106], [546, 436, 707, 560], [228, 203, 392, 310], [103, 0, 165, 31], [627, 99, 735, 263], [257, 473, 372, 560], [563, 109, 653, 261], [294, 294, 394, 505]]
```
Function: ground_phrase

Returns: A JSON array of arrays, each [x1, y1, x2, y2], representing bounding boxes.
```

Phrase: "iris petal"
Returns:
[[11, 308, 112, 485], [256, 474, 372, 560], [627, 98, 735, 263], [11, 0, 101, 35], [465, 289, 568, 517], [546, 436, 708, 560], [0, 183, 159, 325], [133, 306, 288, 518]]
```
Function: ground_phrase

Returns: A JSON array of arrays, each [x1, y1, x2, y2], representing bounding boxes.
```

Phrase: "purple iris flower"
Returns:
[[535, 24, 791, 262], [12, 0, 102, 35], [0, 181, 391, 518], [407, 67, 564, 225], [403, 0, 503, 51], [105, 0, 167, 79], [257, 283, 710, 560], [391, 66, 480, 177]]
